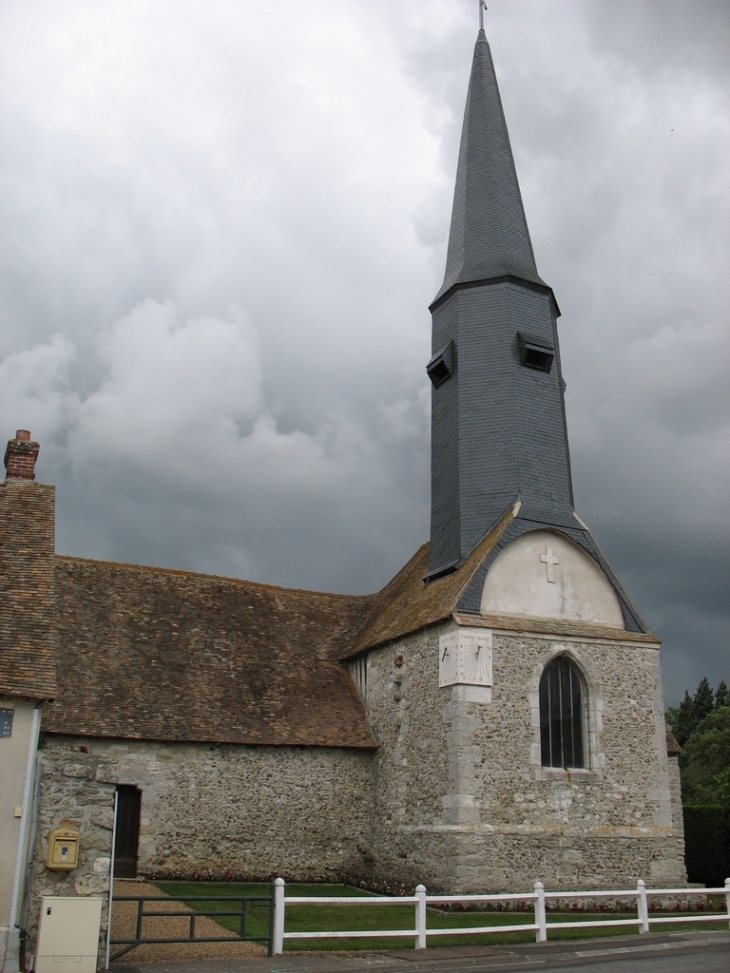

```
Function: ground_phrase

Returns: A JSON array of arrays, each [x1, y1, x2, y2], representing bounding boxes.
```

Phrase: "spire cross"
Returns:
[[540, 547, 560, 583], [479, 1, 487, 31]]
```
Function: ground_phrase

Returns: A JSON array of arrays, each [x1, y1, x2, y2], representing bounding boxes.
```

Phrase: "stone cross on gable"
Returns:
[[540, 547, 560, 583]]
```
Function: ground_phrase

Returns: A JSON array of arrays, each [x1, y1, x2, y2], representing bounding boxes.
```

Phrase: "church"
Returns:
[[1, 24, 686, 970]]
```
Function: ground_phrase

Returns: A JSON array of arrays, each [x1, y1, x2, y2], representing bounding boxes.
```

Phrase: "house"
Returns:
[[0, 435, 56, 973]]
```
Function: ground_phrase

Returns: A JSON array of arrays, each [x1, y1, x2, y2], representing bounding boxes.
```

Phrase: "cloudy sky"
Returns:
[[1, 0, 727, 705]]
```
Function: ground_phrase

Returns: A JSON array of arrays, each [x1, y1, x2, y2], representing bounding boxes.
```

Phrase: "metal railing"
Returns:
[[271, 877, 730, 954], [110, 892, 274, 961]]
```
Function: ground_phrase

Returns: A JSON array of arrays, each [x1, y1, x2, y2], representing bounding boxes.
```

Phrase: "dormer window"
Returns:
[[427, 340, 456, 388], [518, 332, 554, 373]]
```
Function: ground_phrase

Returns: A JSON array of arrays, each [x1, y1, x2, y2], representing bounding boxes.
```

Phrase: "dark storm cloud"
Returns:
[[0, 0, 727, 704]]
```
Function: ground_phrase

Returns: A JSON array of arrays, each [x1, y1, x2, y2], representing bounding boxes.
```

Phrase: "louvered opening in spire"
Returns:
[[434, 29, 544, 304]]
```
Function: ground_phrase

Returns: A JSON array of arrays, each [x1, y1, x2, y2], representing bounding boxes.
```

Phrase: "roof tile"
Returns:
[[43, 557, 375, 747], [0, 480, 57, 700]]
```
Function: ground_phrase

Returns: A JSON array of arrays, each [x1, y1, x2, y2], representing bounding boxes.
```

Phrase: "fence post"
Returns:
[[534, 881, 547, 943], [637, 880, 649, 934], [272, 878, 285, 956], [725, 878, 730, 930], [415, 885, 427, 949]]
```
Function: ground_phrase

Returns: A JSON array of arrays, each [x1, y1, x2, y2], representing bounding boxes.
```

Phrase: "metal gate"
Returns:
[[109, 889, 274, 961]]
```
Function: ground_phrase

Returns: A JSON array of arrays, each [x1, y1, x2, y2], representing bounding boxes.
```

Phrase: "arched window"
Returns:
[[540, 655, 585, 768]]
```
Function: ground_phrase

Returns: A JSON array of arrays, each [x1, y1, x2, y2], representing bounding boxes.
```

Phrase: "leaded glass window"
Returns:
[[539, 656, 585, 768]]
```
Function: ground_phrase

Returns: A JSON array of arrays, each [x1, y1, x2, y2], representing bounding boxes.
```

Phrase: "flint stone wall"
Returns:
[[362, 620, 687, 892], [30, 619, 688, 928], [30, 737, 374, 958], [667, 754, 684, 843]]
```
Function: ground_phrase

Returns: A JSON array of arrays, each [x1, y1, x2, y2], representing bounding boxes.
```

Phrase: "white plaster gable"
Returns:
[[480, 530, 625, 628]]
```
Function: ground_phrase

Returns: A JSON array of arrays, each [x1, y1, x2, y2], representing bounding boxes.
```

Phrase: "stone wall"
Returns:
[[667, 754, 685, 845], [29, 746, 115, 968], [28, 618, 688, 947], [363, 619, 687, 891], [29, 737, 374, 959]]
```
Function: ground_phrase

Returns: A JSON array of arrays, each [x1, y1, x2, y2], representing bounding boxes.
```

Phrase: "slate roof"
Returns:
[[433, 28, 545, 305], [43, 557, 376, 748], [343, 500, 658, 657]]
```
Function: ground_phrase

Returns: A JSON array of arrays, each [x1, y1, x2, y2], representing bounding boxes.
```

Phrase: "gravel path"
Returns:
[[110, 880, 267, 963]]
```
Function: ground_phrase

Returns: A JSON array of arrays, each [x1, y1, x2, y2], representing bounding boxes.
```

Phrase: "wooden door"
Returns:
[[113, 786, 141, 878]]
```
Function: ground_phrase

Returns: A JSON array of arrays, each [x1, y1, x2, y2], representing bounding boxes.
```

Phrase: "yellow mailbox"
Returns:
[[46, 828, 80, 871]]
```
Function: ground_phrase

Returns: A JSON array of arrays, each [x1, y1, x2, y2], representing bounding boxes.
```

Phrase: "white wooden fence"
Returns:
[[271, 877, 730, 955]]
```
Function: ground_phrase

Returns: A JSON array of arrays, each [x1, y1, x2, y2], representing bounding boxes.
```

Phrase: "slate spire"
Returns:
[[427, 28, 574, 578], [434, 29, 545, 305], [424, 25, 648, 632]]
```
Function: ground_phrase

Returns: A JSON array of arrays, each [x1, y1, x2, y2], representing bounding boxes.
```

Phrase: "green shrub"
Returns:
[[683, 805, 730, 888]]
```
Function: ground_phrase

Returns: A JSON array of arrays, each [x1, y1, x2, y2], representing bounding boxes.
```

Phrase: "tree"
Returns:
[[665, 678, 730, 747], [713, 766, 730, 805], [680, 706, 730, 806], [716, 680, 730, 710], [667, 690, 698, 747], [694, 677, 715, 723]]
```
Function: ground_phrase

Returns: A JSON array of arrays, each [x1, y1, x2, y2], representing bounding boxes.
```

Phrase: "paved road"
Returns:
[[504, 936, 730, 971], [112, 931, 730, 973]]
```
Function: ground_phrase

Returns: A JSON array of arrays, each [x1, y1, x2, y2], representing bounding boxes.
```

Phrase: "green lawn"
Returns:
[[156, 882, 730, 952]]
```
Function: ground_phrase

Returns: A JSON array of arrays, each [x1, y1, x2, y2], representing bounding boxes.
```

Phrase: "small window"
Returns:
[[518, 332, 554, 373], [427, 340, 456, 388], [0, 709, 13, 738], [539, 656, 584, 768]]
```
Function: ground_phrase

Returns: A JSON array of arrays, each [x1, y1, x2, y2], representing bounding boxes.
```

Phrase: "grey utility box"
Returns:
[[36, 896, 103, 973]]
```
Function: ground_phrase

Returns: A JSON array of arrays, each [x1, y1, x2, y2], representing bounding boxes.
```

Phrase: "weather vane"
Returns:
[[479, 1, 487, 31]]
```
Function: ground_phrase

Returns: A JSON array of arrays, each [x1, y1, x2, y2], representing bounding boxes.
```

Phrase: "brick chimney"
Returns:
[[4, 430, 40, 481]]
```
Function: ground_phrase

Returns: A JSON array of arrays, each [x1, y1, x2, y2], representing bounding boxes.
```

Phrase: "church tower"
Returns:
[[348, 20, 686, 894], [428, 26, 571, 577], [426, 26, 645, 634]]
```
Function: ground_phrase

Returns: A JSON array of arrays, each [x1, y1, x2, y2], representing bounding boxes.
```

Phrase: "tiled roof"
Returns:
[[43, 557, 375, 748], [0, 481, 57, 700], [666, 728, 681, 755], [42, 507, 517, 745], [342, 504, 519, 659], [40, 499, 662, 749]]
